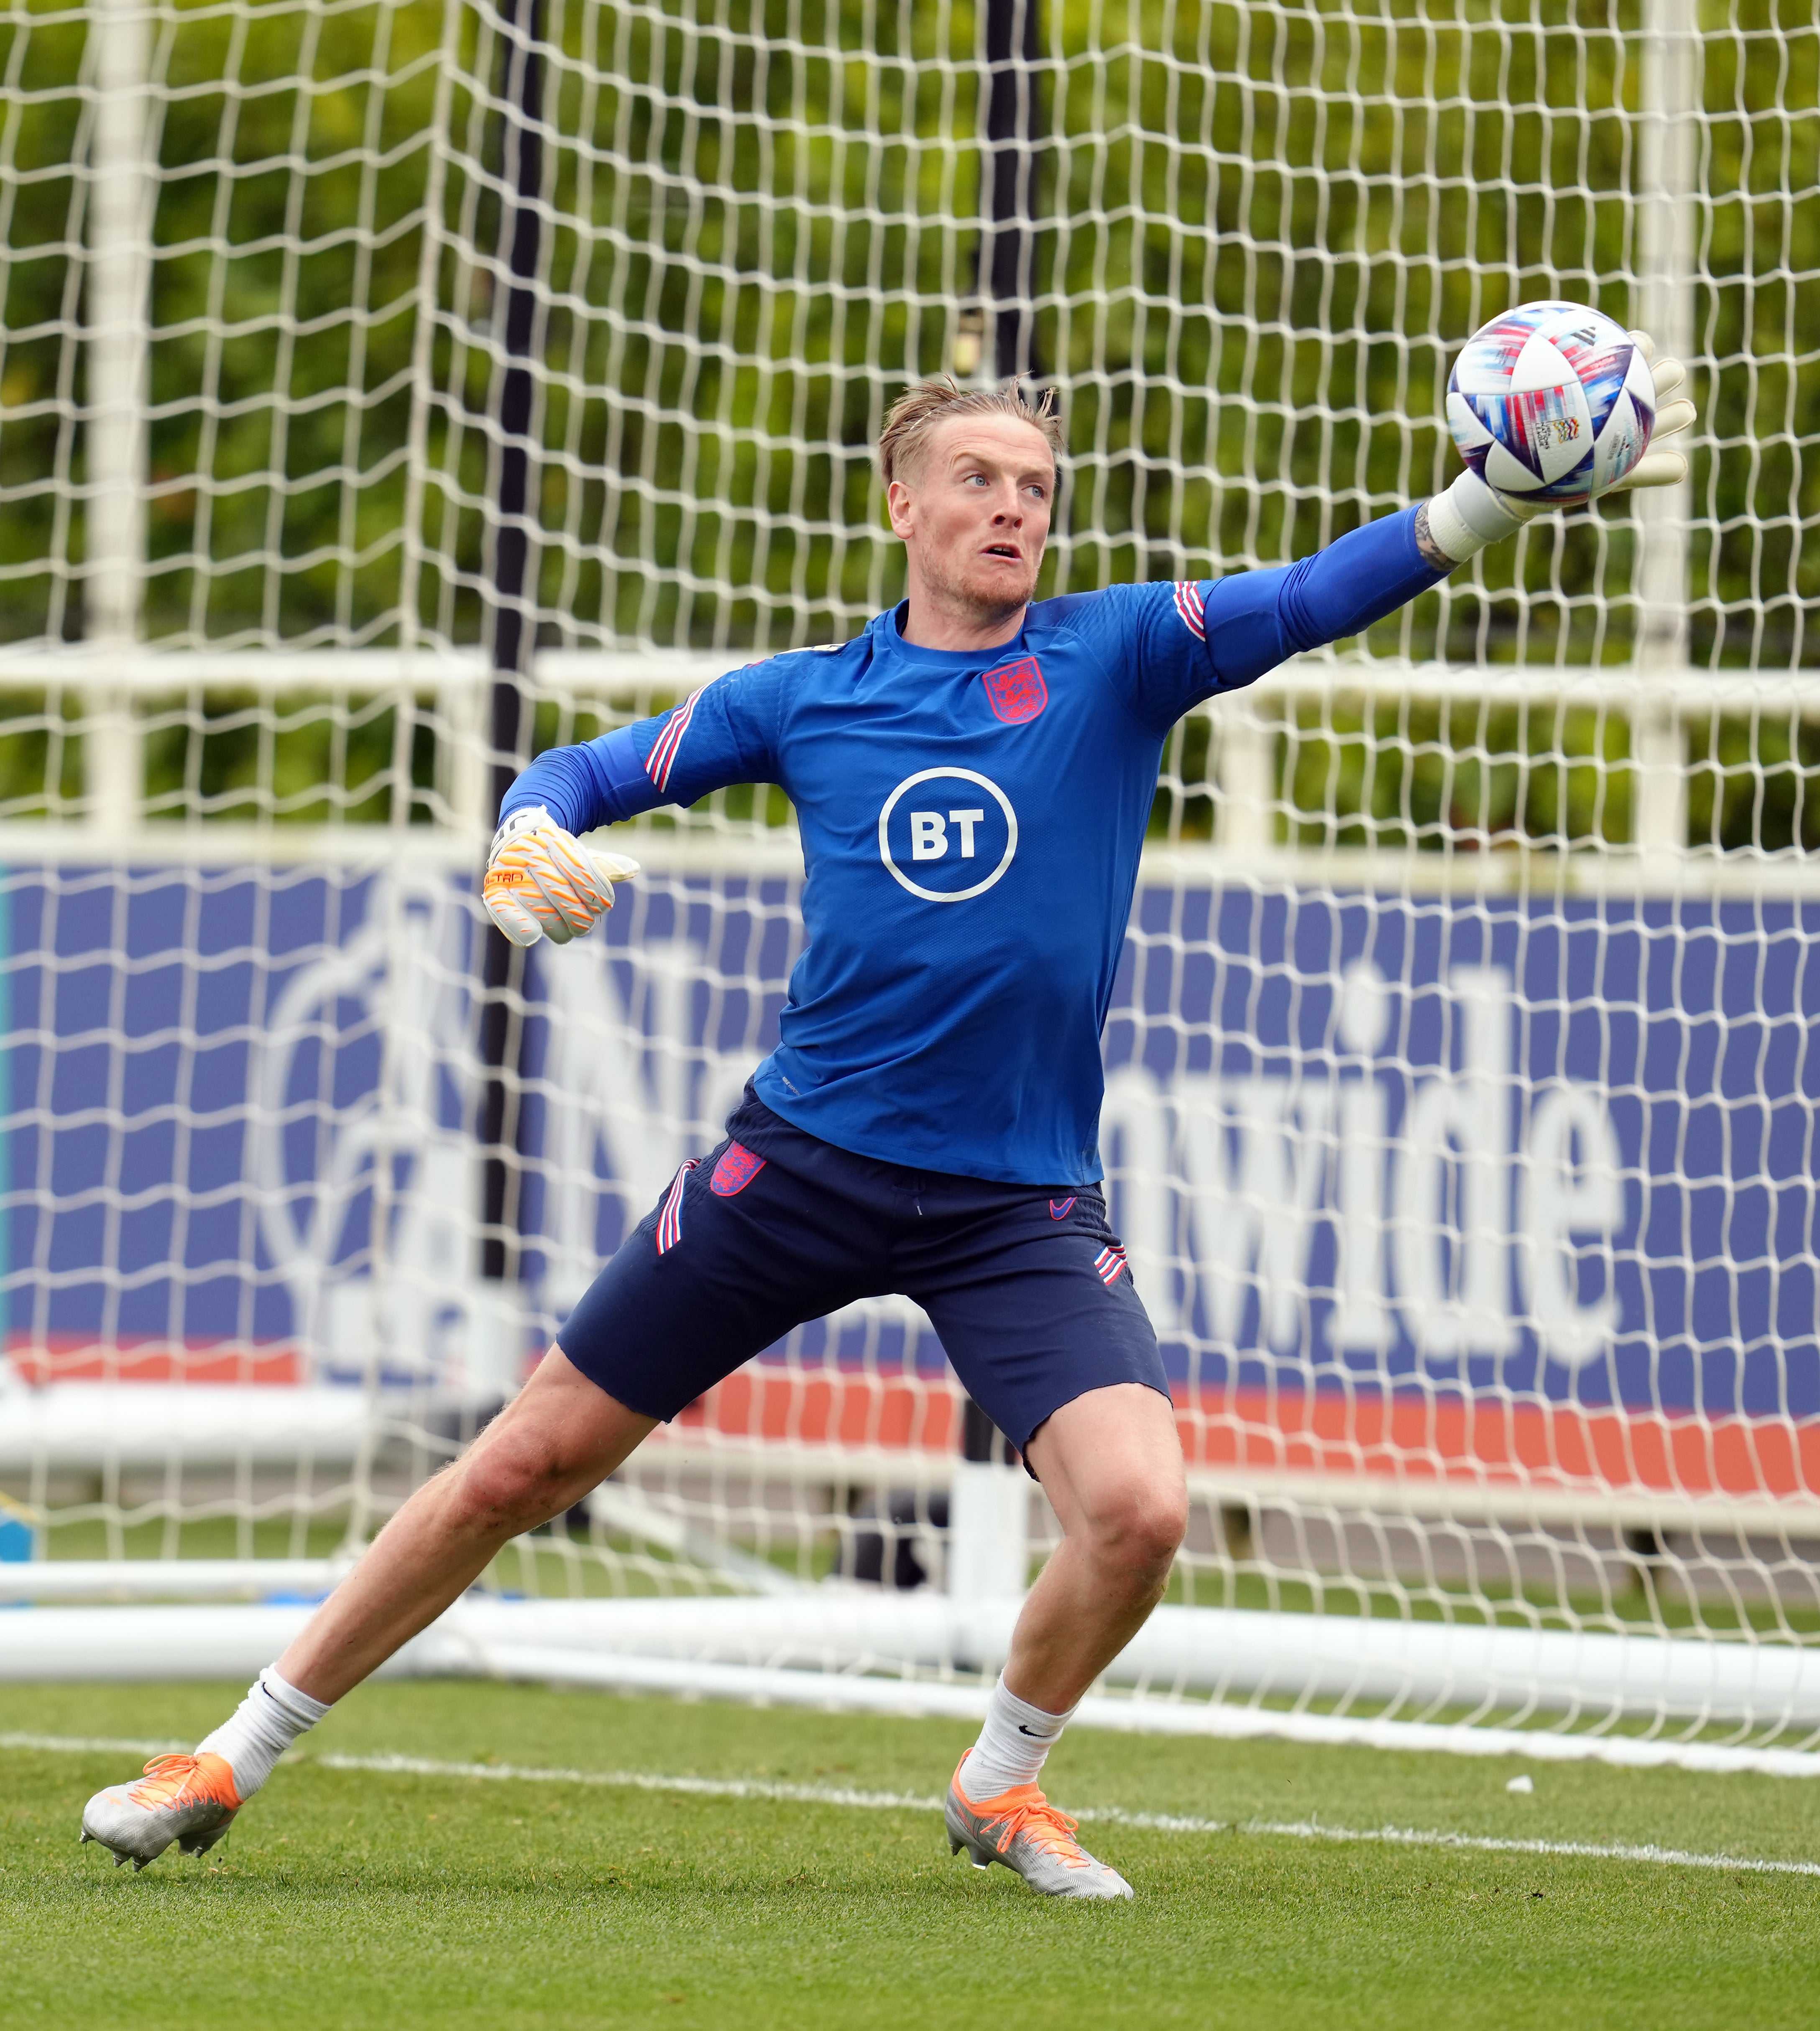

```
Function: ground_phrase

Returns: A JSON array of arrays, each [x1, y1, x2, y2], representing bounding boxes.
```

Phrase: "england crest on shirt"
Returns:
[[982, 654, 1048, 725]]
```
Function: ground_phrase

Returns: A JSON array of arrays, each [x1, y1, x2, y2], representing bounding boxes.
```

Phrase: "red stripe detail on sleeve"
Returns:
[[1171, 581, 1207, 643], [644, 688, 705, 794]]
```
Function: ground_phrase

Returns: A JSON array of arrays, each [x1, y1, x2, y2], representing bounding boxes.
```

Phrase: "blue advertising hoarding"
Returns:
[[3, 858, 1816, 1458]]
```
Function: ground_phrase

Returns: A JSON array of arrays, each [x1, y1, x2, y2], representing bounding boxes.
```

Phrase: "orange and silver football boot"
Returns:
[[945, 1752, 1135, 1901], [80, 1753, 242, 1870]]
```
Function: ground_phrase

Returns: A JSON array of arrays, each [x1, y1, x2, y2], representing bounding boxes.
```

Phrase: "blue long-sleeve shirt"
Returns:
[[505, 507, 1443, 1184]]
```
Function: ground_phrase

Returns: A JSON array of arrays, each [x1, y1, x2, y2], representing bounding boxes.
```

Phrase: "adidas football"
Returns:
[[1446, 301, 1656, 505]]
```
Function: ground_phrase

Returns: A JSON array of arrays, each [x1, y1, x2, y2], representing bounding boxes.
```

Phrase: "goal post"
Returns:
[[0, 0, 1818, 1765]]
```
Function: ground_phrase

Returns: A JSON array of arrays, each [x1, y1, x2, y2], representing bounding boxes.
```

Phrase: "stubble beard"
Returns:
[[918, 542, 1040, 632]]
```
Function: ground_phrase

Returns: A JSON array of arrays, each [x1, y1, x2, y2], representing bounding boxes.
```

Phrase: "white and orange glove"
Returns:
[[1426, 330, 1700, 564], [482, 805, 639, 948]]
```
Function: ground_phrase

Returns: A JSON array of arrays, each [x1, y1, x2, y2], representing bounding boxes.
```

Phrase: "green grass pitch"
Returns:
[[3, 1680, 1819, 2030]]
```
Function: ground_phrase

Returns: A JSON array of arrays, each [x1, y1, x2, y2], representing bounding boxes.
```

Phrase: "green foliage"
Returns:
[[1, 0, 1815, 649], [135, 689, 443, 824], [0, 0, 1812, 830], [1686, 707, 1820, 850], [1281, 699, 1636, 850], [1148, 695, 1820, 854], [0, 687, 81, 818], [0, 0, 446, 648]]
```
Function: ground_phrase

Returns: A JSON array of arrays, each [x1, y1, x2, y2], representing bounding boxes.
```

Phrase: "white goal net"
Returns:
[[1, 0, 1818, 1763]]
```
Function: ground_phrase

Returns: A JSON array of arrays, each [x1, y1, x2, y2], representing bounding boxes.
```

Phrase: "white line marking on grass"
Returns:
[[1228, 1819, 1820, 1879], [0, 1731, 185, 1756], [317, 1751, 944, 1815], [10, 1735, 1818, 1879], [308, 1758, 1820, 1878]]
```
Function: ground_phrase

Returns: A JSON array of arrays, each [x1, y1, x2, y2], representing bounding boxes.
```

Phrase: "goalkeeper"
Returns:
[[82, 349, 1695, 1898]]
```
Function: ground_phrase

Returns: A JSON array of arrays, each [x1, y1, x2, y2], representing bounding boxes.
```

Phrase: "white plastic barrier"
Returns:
[[5, 1593, 1817, 1736]]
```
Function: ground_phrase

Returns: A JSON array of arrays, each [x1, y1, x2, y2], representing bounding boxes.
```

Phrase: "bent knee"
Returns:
[[1086, 1485, 1189, 1573], [453, 1429, 574, 1535]]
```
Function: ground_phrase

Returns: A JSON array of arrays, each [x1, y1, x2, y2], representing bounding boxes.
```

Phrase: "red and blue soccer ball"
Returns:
[[1446, 301, 1656, 506]]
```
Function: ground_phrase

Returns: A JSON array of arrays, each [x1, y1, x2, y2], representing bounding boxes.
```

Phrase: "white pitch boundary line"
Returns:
[[1, 1732, 188, 1756], [8, 1733, 1819, 1880]]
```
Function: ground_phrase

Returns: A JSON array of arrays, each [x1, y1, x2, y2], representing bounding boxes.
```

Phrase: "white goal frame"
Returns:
[[2, 0, 1818, 1771]]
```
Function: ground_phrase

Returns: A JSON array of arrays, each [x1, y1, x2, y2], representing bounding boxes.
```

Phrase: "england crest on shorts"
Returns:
[[711, 1142, 767, 1196]]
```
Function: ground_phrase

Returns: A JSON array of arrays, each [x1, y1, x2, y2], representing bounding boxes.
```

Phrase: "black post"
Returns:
[[980, 0, 1045, 383], [954, 0, 1041, 1468], [478, 0, 544, 1284]]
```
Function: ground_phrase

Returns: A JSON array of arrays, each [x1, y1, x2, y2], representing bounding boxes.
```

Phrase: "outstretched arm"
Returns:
[[1164, 503, 1444, 709], [1411, 499, 1456, 574], [1417, 332, 1695, 570], [482, 660, 785, 948], [1126, 330, 1697, 728]]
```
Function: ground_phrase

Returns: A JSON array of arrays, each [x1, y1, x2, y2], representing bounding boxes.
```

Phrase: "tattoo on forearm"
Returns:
[[1413, 501, 1456, 573]]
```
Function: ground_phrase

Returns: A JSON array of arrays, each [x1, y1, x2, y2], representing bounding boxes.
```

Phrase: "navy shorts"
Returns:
[[557, 1087, 1167, 1458]]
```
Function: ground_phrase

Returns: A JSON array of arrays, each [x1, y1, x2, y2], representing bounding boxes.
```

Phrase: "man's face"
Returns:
[[886, 415, 1056, 622]]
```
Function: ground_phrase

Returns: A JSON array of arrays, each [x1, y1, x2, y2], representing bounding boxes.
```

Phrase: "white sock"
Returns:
[[958, 1677, 1074, 1801], [195, 1666, 332, 1800]]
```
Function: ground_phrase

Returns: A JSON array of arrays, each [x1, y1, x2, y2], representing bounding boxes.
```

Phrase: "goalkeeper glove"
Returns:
[[1425, 330, 1699, 565], [482, 805, 639, 949]]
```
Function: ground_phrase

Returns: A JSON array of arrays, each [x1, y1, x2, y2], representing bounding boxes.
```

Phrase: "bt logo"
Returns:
[[908, 808, 985, 860], [877, 768, 1018, 903]]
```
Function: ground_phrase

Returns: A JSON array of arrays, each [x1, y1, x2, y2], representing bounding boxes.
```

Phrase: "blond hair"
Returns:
[[877, 378, 1064, 488]]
